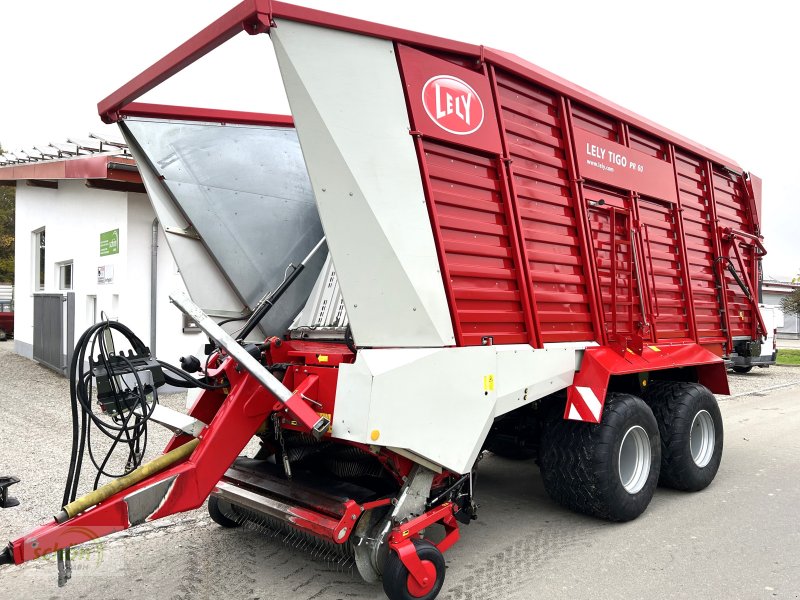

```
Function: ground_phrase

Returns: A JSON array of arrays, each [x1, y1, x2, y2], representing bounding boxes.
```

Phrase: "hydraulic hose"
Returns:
[[238, 237, 326, 340], [56, 438, 200, 523], [55, 318, 222, 585]]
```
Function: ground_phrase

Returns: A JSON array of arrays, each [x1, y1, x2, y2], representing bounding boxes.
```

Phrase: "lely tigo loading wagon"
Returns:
[[1, 2, 766, 598]]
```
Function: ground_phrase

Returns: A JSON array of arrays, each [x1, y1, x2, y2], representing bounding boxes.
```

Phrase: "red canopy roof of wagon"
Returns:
[[97, 0, 742, 172]]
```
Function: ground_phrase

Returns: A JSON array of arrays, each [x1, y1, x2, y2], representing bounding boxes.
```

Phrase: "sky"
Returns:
[[0, 0, 797, 279]]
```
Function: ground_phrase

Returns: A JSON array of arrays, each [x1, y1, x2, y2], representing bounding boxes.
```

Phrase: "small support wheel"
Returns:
[[382, 539, 445, 600], [732, 366, 752, 374], [208, 496, 240, 528]]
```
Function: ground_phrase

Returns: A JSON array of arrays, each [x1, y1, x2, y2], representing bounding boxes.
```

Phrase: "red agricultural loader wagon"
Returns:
[[1, 2, 767, 599]]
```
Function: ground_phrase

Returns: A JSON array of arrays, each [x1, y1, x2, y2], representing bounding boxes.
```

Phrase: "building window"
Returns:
[[33, 228, 46, 291], [58, 261, 73, 290]]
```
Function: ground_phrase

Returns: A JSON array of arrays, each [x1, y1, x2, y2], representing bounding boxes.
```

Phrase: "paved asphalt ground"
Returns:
[[1, 340, 799, 599]]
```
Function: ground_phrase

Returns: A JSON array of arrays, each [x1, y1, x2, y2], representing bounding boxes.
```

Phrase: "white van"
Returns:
[[730, 304, 784, 373]]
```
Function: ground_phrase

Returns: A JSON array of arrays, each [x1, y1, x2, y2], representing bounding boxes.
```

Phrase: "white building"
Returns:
[[763, 279, 799, 339], [0, 152, 204, 372]]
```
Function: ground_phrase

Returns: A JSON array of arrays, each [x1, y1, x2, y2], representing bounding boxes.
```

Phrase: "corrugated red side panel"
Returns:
[[637, 198, 691, 341], [584, 190, 638, 338], [628, 127, 667, 159], [627, 127, 692, 342], [674, 150, 726, 343], [422, 141, 530, 346], [494, 72, 597, 342], [713, 169, 755, 337], [399, 43, 761, 351], [571, 104, 620, 142]]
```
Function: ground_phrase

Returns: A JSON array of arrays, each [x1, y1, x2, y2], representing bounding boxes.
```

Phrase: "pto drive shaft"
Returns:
[[54, 438, 200, 523]]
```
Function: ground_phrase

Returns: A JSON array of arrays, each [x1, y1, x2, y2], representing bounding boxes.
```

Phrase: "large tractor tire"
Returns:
[[540, 393, 661, 522], [643, 381, 723, 491]]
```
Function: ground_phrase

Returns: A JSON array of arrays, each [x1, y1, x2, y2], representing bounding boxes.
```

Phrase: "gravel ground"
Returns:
[[720, 364, 800, 399], [1, 340, 799, 599], [0, 340, 199, 541]]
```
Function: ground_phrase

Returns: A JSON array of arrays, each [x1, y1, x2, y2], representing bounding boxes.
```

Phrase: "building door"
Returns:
[[33, 293, 74, 376]]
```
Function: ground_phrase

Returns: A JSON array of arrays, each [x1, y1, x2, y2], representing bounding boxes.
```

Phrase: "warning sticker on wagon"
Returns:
[[572, 128, 678, 203]]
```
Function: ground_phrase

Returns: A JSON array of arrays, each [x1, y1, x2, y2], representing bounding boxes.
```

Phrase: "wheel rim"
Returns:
[[690, 410, 715, 468], [406, 559, 437, 598], [618, 425, 651, 494]]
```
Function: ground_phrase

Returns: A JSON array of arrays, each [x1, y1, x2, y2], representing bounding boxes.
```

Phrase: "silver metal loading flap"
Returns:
[[119, 117, 326, 338]]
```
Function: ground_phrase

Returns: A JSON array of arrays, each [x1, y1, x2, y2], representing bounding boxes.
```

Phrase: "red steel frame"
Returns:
[[119, 102, 294, 128], [618, 123, 646, 343], [401, 64, 764, 354], [705, 161, 735, 351], [9, 359, 274, 564], [722, 227, 768, 336], [667, 143, 699, 342], [493, 154, 540, 347], [389, 502, 460, 594]]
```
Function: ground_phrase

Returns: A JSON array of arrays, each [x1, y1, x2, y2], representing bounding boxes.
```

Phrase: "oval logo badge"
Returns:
[[421, 75, 484, 136]]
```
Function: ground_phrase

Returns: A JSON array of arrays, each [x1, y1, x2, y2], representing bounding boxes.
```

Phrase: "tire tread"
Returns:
[[540, 393, 660, 522], [643, 381, 723, 491]]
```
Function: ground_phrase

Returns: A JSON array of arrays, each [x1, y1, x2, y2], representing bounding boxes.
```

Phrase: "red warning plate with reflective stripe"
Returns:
[[568, 386, 603, 422]]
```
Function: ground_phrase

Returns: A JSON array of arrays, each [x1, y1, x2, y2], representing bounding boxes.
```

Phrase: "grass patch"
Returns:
[[777, 349, 800, 365]]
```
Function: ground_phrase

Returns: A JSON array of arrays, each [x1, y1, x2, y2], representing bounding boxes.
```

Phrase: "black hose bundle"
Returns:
[[57, 320, 153, 585], [56, 319, 223, 586]]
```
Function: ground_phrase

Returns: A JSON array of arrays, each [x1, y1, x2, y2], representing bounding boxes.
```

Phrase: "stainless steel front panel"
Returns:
[[121, 118, 325, 338]]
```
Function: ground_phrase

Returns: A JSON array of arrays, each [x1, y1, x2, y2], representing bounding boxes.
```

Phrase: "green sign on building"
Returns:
[[100, 229, 120, 257]]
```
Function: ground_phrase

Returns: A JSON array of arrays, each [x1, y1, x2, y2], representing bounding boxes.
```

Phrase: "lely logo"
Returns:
[[421, 75, 484, 136]]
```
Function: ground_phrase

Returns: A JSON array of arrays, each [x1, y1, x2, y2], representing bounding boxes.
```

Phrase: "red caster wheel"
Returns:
[[382, 539, 445, 600]]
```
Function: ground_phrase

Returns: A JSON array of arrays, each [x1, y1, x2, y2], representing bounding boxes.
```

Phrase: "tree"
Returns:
[[781, 289, 800, 319], [0, 142, 14, 283]]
